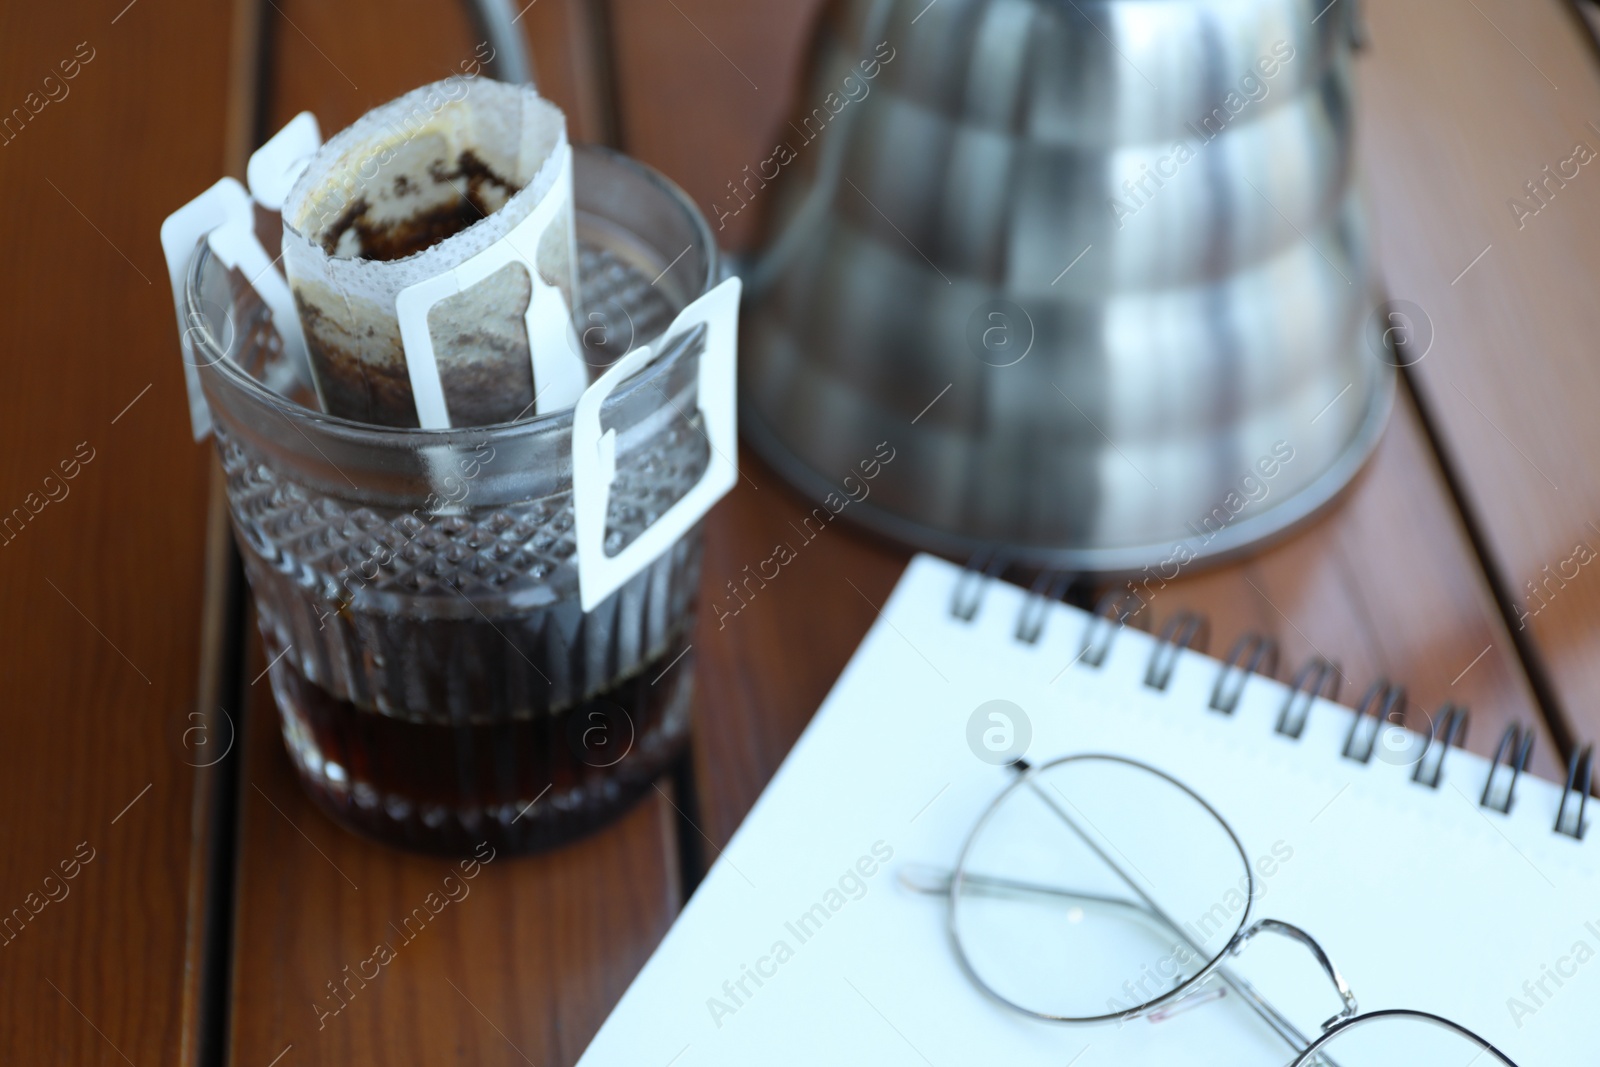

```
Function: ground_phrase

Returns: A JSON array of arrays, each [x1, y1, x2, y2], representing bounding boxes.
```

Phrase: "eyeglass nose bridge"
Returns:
[[1232, 918, 1359, 1032]]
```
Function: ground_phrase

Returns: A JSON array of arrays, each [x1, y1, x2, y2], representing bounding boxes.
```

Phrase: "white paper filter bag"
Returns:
[[281, 78, 584, 428]]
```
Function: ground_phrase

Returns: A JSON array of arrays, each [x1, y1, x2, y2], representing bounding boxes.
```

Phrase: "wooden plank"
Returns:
[[513, 0, 621, 145], [257, 0, 617, 142], [1358, 0, 1600, 753], [221, 4, 686, 1063], [606, 0, 830, 249], [692, 454, 908, 846], [184, 3, 266, 1056], [260, 0, 481, 131], [227, 629, 681, 1066], [0, 1, 239, 1064]]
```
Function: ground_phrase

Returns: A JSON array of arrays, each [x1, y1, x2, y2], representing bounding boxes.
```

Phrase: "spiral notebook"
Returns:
[[578, 555, 1599, 1065]]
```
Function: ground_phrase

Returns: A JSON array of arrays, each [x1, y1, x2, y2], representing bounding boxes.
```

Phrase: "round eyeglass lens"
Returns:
[[1290, 1010, 1519, 1066], [949, 755, 1253, 1022]]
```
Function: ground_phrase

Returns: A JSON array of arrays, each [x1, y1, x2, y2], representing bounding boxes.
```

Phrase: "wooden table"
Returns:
[[3, 0, 1598, 1061]]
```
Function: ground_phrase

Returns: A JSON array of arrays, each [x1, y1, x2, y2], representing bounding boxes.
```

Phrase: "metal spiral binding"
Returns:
[[1078, 588, 1148, 668], [1343, 681, 1406, 764], [952, 575, 1593, 842], [1412, 704, 1469, 789], [1555, 745, 1594, 840], [1015, 570, 1070, 645], [1210, 634, 1279, 714], [950, 550, 1006, 622], [1276, 658, 1343, 739], [1481, 724, 1535, 814], [1143, 611, 1210, 691]]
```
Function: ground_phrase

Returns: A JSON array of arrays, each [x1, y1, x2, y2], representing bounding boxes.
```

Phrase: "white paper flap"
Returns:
[[159, 178, 254, 441], [570, 276, 741, 613], [393, 142, 588, 429], [161, 160, 323, 442], [247, 112, 321, 212], [205, 217, 316, 406]]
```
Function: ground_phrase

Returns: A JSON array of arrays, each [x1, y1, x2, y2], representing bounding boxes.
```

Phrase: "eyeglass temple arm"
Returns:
[[1015, 780, 1322, 1053], [898, 864, 1150, 913], [1233, 918, 1359, 1032]]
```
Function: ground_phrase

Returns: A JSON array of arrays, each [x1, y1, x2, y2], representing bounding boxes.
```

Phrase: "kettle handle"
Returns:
[[1347, 0, 1370, 51]]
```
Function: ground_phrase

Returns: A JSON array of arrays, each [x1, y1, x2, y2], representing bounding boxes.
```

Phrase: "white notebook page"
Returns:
[[578, 555, 1599, 1065]]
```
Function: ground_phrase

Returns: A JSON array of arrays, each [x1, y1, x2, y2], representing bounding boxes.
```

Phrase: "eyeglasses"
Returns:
[[902, 754, 1518, 1066]]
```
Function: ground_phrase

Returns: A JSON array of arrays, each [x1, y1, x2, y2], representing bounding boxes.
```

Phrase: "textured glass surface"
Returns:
[[189, 146, 718, 852]]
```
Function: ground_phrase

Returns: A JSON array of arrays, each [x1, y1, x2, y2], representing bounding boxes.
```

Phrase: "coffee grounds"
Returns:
[[320, 150, 520, 262], [293, 291, 423, 427]]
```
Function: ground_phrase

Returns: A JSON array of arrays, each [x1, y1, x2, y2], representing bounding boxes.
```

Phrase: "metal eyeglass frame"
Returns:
[[903, 753, 1520, 1066]]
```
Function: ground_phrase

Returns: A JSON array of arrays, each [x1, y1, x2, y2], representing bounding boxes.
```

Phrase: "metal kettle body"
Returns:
[[739, 0, 1393, 572]]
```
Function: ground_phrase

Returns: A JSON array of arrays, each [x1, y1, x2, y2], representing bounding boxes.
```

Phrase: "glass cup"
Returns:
[[185, 145, 718, 856]]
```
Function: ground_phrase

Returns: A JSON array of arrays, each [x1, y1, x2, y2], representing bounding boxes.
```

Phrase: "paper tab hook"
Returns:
[[570, 275, 741, 613], [247, 112, 321, 212]]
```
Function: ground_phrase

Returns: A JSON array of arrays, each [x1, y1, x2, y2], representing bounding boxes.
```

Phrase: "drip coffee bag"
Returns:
[[281, 78, 584, 428]]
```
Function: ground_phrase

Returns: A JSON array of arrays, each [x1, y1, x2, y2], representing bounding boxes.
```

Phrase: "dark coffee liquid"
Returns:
[[227, 404, 709, 857], [270, 631, 693, 856]]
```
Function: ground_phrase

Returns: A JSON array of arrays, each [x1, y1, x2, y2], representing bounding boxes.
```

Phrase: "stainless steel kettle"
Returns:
[[738, 0, 1392, 573]]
